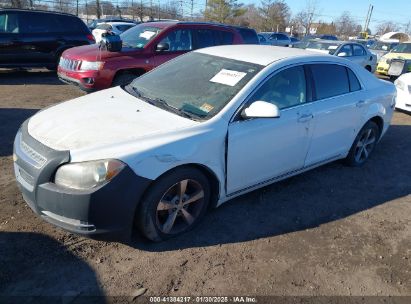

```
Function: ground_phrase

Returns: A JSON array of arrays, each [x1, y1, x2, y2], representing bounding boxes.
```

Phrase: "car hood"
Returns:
[[62, 44, 142, 61], [28, 87, 198, 151], [383, 52, 411, 60], [398, 72, 411, 84]]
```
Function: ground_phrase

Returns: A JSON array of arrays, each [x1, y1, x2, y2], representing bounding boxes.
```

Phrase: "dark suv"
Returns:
[[58, 21, 258, 91], [0, 9, 94, 69]]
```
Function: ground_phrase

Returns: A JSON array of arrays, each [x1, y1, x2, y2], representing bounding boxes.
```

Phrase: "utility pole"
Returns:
[[76, 0, 79, 16], [363, 4, 373, 33], [190, 0, 194, 20]]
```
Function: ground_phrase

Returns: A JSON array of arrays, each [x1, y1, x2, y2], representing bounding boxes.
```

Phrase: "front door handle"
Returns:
[[356, 100, 366, 107], [298, 113, 313, 123]]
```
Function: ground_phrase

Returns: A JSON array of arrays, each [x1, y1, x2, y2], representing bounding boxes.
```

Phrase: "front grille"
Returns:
[[20, 138, 47, 168], [59, 57, 82, 71]]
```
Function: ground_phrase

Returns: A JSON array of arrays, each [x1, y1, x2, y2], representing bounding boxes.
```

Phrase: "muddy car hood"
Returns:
[[62, 44, 143, 61], [27, 87, 198, 151]]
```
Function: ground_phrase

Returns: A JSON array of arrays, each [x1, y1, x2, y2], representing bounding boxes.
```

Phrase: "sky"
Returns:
[[237, 0, 411, 33]]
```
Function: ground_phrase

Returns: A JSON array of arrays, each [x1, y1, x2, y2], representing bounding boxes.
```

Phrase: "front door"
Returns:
[[226, 65, 314, 194], [153, 28, 192, 66]]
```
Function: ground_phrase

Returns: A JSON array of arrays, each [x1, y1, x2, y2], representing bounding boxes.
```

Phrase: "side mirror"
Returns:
[[241, 101, 280, 119], [382, 45, 388, 51], [100, 33, 122, 52], [337, 52, 347, 57], [156, 42, 169, 52]]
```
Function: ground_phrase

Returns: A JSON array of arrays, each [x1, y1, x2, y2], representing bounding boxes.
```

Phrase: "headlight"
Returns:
[[54, 159, 125, 190], [79, 61, 104, 71]]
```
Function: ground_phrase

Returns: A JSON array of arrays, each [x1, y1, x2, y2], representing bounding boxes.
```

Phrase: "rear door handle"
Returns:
[[356, 100, 366, 107], [298, 113, 313, 123]]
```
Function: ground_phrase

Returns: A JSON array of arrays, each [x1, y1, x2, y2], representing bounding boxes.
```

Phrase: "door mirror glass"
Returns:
[[337, 52, 347, 57], [156, 42, 169, 52], [241, 101, 280, 119]]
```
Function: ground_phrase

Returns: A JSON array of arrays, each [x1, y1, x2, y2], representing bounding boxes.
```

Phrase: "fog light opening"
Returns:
[[83, 77, 95, 85]]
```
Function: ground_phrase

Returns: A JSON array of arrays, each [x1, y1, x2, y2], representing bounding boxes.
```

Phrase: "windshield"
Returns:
[[126, 52, 263, 120], [391, 43, 411, 54], [120, 24, 162, 49], [370, 41, 397, 51], [305, 41, 340, 54]]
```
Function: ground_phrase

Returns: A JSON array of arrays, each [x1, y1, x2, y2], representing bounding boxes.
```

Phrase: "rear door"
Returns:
[[18, 11, 60, 65], [304, 63, 365, 166], [0, 11, 26, 66], [352, 44, 369, 67]]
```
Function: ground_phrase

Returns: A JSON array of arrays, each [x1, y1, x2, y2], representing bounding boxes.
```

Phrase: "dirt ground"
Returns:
[[0, 70, 410, 301]]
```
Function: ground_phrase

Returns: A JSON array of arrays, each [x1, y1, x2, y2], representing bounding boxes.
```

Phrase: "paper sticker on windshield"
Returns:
[[328, 45, 338, 50], [210, 69, 247, 86], [139, 31, 156, 40], [200, 103, 214, 113]]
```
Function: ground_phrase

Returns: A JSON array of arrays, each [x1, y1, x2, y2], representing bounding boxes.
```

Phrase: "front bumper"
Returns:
[[57, 66, 112, 92], [13, 120, 152, 238], [395, 88, 411, 112]]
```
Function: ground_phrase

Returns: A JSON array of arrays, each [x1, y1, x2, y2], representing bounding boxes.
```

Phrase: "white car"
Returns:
[[394, 73, 411, 112], [13, 45, 396, 241], [302, 40, 378, 73], [92, 22, 135, 43]]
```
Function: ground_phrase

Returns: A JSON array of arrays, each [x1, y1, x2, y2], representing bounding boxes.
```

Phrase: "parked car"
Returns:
[[376, 42, 411, 76], [369, 40, 399, 61], [14, 45, 396, 241], [232, 26, 259, 44], [58, 22, 251, 91], [394, 73, 411, 112], [318, 34, 338, 41], [302, 40, 377, 72], [289, 37, 300, 47], [258, 32, 291, 46], [92, 22, 136, 43], [0, 9, 94, 69], [88, 18, 136, 31]]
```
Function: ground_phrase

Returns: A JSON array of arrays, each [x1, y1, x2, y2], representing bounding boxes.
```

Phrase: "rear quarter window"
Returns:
[[310, 64, 350, 99], [54, 15, 89, 33], [237, 28, 259, 44], [347, 68, 362, 92]]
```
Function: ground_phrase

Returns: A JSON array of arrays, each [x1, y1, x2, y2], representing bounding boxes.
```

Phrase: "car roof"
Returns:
[[0, 8, 77, 17], [100, 22, 136, 26], [195, 45, 326, 66]]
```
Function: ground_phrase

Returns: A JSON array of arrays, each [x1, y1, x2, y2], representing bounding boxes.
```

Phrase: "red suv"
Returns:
[[58, 21, 257, 91]]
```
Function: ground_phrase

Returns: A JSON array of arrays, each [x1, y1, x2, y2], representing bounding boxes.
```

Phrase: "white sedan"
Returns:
[[394, 72, 411, 112], [92, 22, 135, 43], [13, 45, 396, 241]]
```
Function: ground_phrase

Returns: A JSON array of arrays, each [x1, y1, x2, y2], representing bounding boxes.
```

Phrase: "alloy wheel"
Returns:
[[354, 128, 377, 163]]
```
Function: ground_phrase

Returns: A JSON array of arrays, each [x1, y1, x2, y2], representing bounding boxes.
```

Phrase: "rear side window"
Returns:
[[310, 64, 350, 100], [54, 15, 89, 33], [236, 28, 259, 44], [215, 30, 234, 45], [19, 12, 59, 33], [194, 29, 215, 48], [353, 44, 366, 56], [0, 13, 19, 33], [347, 68, 361, 92], [96, 23, 112, 31]]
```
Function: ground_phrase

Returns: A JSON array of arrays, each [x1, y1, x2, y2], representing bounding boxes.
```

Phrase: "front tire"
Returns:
[[345, 121, 380, 167], [136, 167, 211, 242], [112, 72, 137, 87]]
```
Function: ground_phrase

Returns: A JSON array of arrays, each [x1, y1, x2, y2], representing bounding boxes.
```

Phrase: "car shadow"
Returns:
[[0, 108, 39, 157], [130, 124, 411, 251], [0, 232, 105, 302], [0, 69, 64, 85]]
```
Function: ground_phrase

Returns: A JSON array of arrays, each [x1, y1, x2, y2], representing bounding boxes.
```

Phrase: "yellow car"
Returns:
[[377, 42, 411, 75]]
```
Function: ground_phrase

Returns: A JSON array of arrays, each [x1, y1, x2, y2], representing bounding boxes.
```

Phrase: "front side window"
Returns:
[[249, 66, 307, 110], [310, 64, 350, 99], [120, 25, 162, 49], [338, 44, 353, 56], [0, 13, 19, 33], [127, 52, 262, 120], [159, 29, 192, 52]]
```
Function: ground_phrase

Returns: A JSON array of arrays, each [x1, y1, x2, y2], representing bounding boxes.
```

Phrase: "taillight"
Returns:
[[87, 34, 95, 43]]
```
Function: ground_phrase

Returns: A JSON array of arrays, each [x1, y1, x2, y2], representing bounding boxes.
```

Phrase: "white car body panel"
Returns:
[[26, 45, 396, 206], [395, 73, 411, 112], [92, 22, 134, 43]]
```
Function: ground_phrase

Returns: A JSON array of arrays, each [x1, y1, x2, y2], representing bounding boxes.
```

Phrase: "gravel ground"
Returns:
[[0, 70, 410, 301]]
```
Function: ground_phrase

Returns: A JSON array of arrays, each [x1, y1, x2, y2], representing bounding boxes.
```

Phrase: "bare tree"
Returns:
[[335, 11, 361, 38], [376, 21, 400, 35], [292, 0, 320, 35]]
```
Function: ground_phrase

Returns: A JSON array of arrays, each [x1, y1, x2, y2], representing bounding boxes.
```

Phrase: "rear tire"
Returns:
[[345, 121, 380, 167], [136, 167, 211, 242]]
